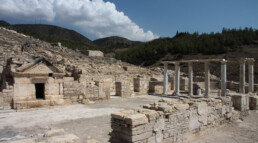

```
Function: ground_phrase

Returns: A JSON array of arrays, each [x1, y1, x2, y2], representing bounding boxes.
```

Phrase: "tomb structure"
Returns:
[[0, 57, 65, 109]]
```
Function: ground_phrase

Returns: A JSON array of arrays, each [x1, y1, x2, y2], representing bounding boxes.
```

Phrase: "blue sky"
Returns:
[[0, 0, 258, 41], [107, 0, 258, 37]]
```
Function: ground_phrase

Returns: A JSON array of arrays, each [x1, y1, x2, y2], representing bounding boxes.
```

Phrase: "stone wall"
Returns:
[[115, 81, 132, 97], [231, 94, 249, 118], [63, 77, 110, 104], [110, 97, 234, 143], [0, 89, 13, 110], [81, 50, 104, 57], [13, 76, 64, 110], [249, 96, 258, 110], [134, 78, 149, 95], [149, 81, 164, 94]]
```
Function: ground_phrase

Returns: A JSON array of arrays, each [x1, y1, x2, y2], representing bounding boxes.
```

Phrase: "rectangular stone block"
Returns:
[[125, 113, 148, 126], [249, 96, 258, 110]]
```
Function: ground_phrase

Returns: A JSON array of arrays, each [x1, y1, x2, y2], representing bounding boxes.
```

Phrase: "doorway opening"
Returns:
[[35, 83, 45, 99]]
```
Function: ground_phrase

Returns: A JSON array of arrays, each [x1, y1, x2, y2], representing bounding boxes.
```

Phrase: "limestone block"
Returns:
[[154, 117, 165, 132], [14, 83, 35, 97], [157, 104, 174, 113], [231, 95, 249, 112], [198, 115, 208, 125], [122, 131, 153, 142], [46, 83, 59, 95], [111, 110, 135, 120], [197, 102, 208, 115], [249, 96, 258, 110], [174, 104, 189, 110], [124, 122, 154, 136], [125, 113, 148, 126], [155, 131, 163, 143], [139, 109, 159, 121], [189, 114, 200, 131], [147, 136, 156, 143]]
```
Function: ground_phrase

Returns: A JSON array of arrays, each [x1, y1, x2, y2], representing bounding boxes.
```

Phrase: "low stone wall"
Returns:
[[110, 97, 234, 143], [115, 81, 132, 97], [63, 77, 110, 104], [134, 78, 149, 95], [231, 94, 249, 118]]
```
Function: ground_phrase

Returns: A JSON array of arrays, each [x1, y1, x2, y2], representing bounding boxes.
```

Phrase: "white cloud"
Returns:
[[0, 0, 158, 41]]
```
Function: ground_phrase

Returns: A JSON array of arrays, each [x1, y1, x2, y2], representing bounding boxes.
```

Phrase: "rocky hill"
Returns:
[[0, 26, 162, 79], [93, 36, 141, 53], [14, 24, 93, 45], [0, 20, 139, 53]]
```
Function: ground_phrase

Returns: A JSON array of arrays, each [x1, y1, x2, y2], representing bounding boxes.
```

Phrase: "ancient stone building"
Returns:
[[0, 57, 65, 109], [81, 50, 104, 57]]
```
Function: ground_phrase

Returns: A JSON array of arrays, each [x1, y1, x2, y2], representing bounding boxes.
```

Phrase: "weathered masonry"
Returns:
[[0, 56, 112, 110], [162, 59, 228, 97], [161, 58, 256, 97], [0, 57, 65, 109]]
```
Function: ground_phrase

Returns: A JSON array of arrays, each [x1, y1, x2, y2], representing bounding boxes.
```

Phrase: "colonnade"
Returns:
[[239, 58, 255, 93], [162, 59, 228, 97], [163, 58, 255, 97]]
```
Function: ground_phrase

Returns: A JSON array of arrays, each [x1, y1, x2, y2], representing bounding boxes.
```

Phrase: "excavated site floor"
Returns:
[[0, 95, 257, 143]]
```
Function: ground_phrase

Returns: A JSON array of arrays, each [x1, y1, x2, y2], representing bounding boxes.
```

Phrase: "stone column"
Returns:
[[175, 62, 180, 95], [239, 59, 246, 93], [188, 62, 193, 97], [163, 63, 168, 94], [247, 59, 255, 93], [221, 59, 227, 96], [205, 61, 210, 97]]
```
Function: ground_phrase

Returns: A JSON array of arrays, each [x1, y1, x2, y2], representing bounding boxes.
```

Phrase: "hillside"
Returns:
[[0, 20, 140, 53], [93, 36, 141, 53], [116, 28, 258, 83]]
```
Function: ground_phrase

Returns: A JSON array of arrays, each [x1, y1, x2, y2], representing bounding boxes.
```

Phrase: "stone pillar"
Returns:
[[163, 63, 168, 94], [239, 59, 246, 93], [221, 59, 227, 96], [204, 61, 210, 97], [188, 62, 193, 97], [175, 62, 180, 95], [247, 59, 255, 93]]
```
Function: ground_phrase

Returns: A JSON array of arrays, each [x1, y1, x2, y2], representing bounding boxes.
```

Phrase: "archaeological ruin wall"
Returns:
[[110, 97, 235, 143]]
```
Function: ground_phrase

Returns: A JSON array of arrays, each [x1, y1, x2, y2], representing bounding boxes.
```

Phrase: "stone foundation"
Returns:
[[110, 97, 233, 143], [134, 78, 149, 95], [231, 94, 249, 118], [115, 81, 132, 97], [249, 96, 258, 110]]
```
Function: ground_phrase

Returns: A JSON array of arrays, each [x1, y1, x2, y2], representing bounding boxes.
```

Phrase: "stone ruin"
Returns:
[[109, 58, 258, 143], [0, 27, 258, 143], [81, 50, 104, 57]]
